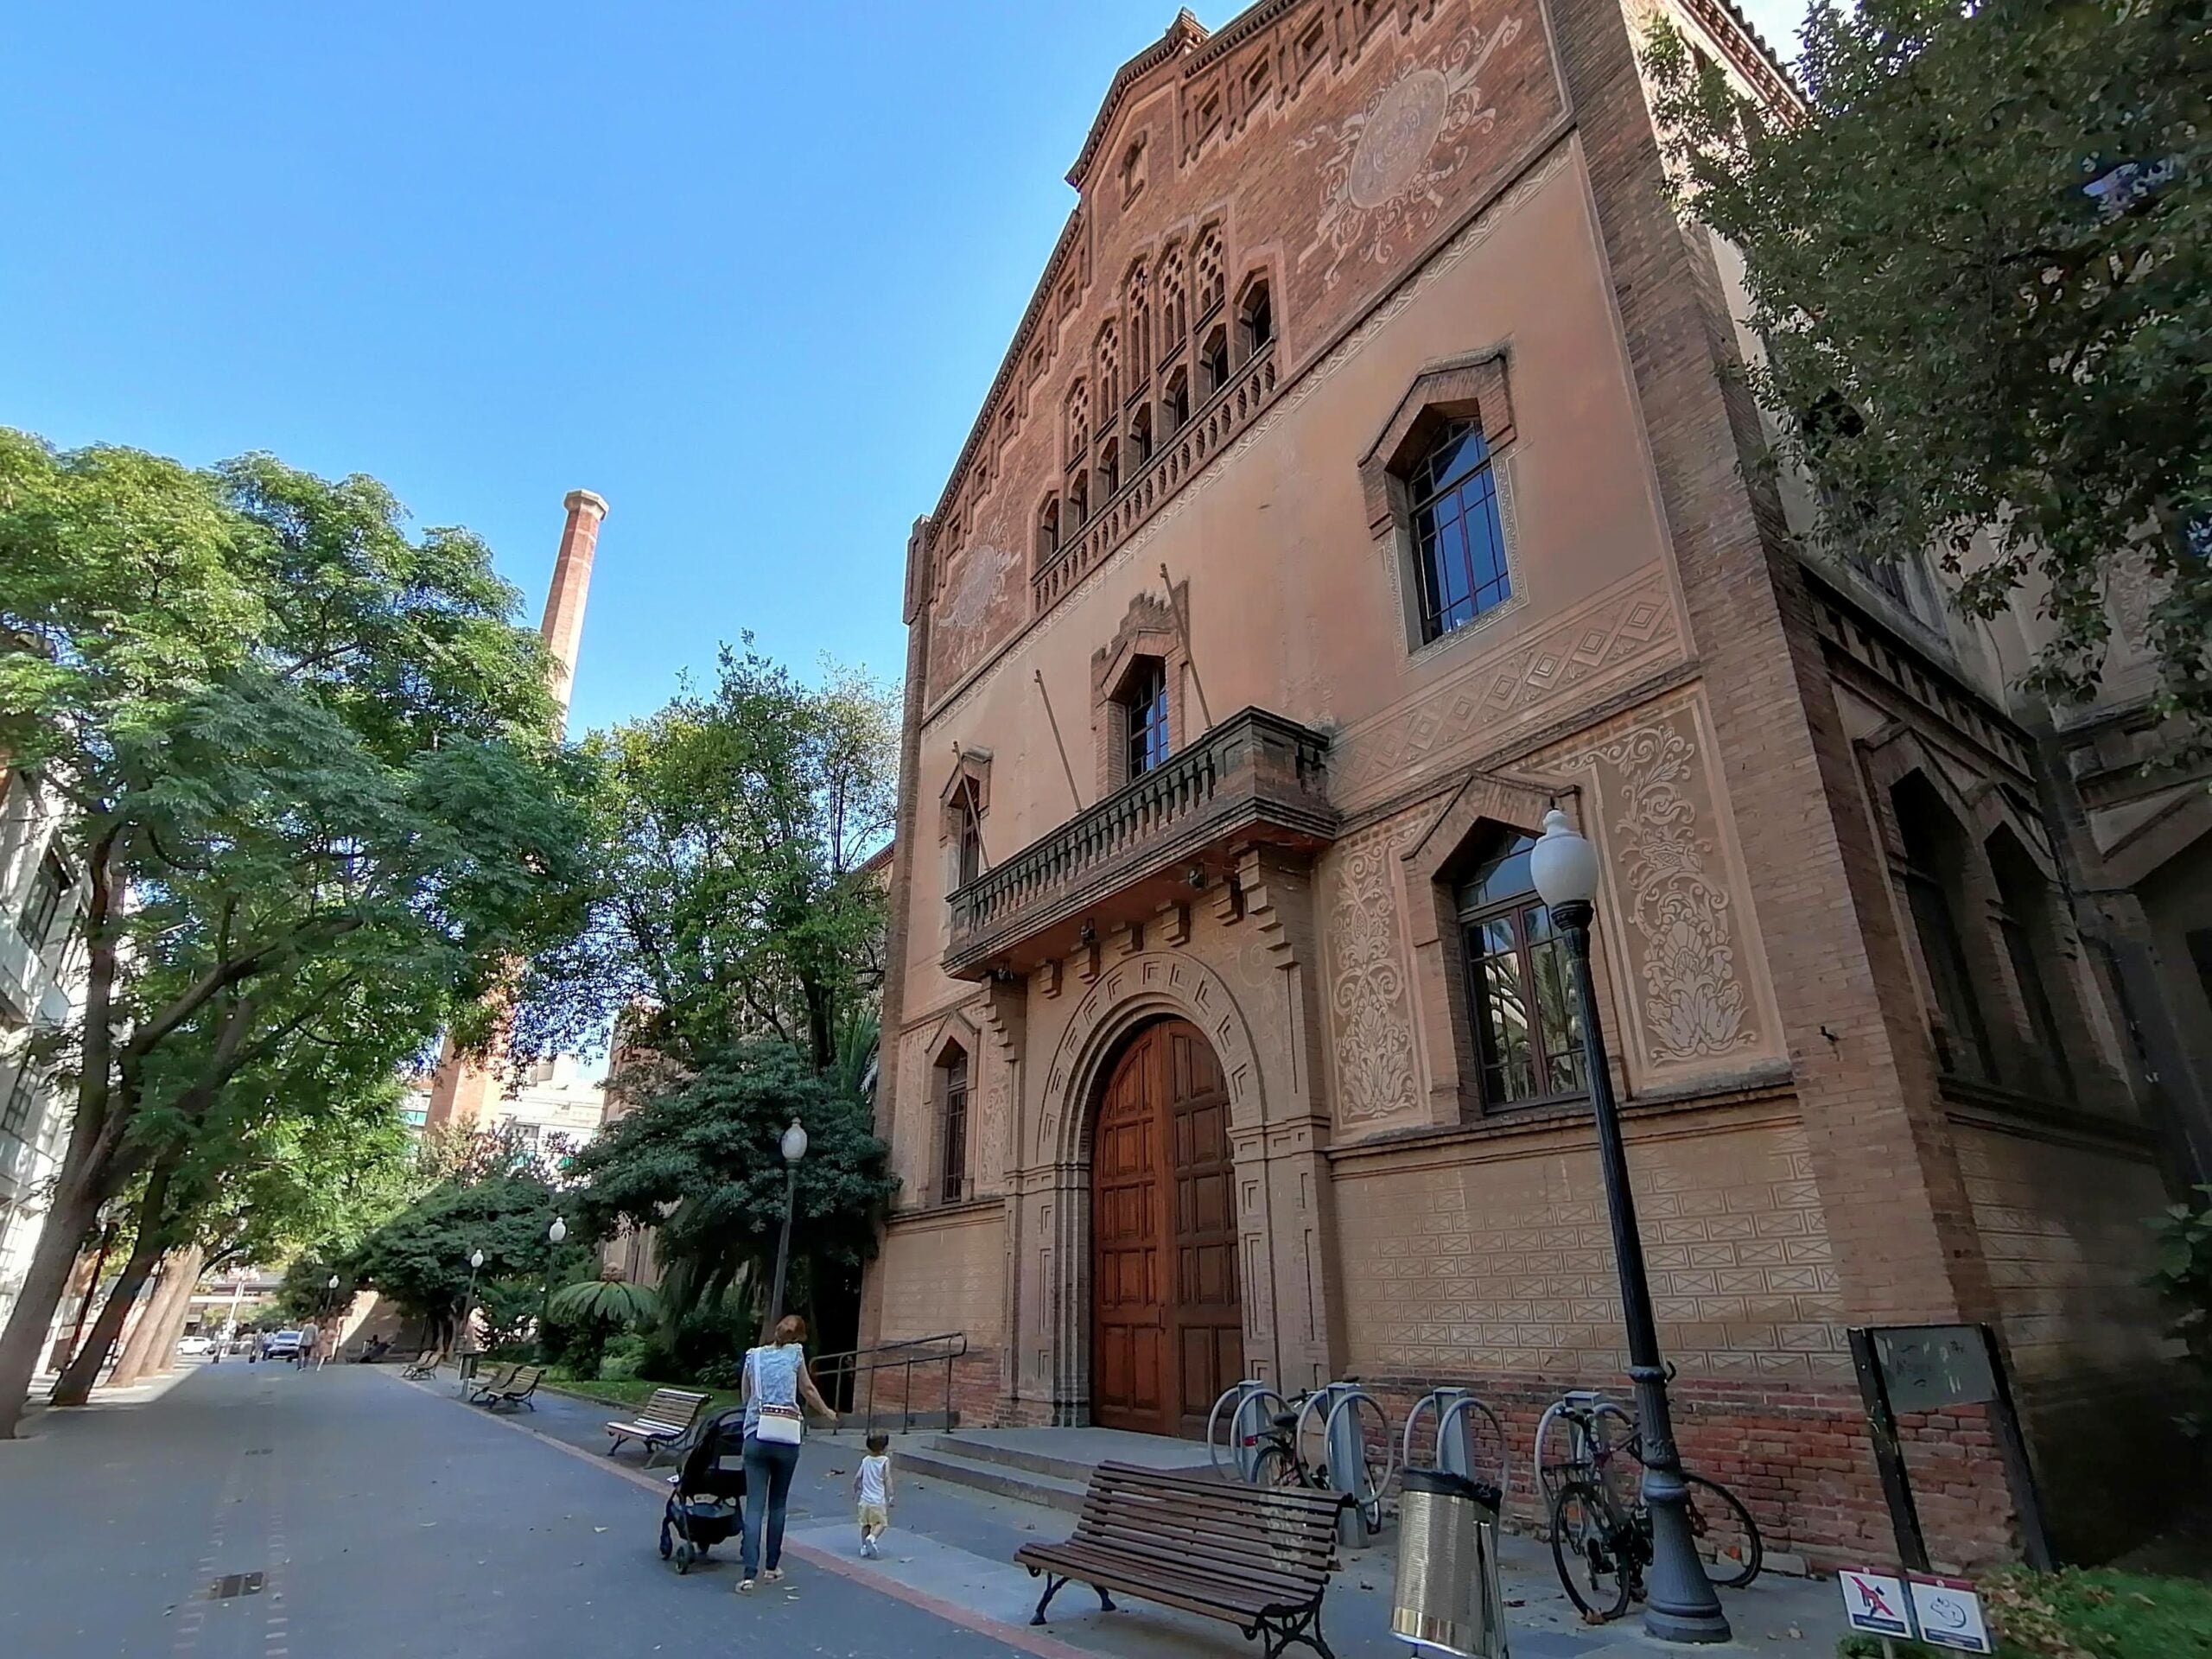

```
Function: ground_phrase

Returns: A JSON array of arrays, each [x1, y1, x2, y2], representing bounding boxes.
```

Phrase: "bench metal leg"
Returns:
[[1097, 1587, 1116, 1612], [1257, 1605, 1333, 1659], [1031, 1575, 1068, 1626]]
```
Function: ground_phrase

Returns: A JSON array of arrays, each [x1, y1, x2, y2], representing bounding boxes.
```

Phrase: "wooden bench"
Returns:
[[464, 1362, 522, 1404], [480, 1364, 543, 1411], [1015, 1462, 1350, 1659], [605, 1388, 710, 1462], [400, 1350, 439, 1381]]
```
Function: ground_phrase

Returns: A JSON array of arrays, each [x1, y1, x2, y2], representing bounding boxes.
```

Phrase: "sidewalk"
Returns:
[[474, 1370, 1847, 1659]]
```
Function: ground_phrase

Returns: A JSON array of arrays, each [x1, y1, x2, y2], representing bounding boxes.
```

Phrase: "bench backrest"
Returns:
[[1072, 1463, 1345, 1594], [635, 1388, 709, 1431], [477, 1362, 521, 1392], [499, 1365, 543, 1395]]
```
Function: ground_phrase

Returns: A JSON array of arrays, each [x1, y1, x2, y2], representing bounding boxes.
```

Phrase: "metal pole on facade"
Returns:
[[1531, 809, 1731, 1645]]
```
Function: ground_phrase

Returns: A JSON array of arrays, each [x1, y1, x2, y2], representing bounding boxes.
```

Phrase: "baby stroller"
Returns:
[[659, 1408, 747, 1574]]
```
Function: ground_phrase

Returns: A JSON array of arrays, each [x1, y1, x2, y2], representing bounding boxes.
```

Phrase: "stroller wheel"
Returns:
[[658, 1520, 673, 1560], [673, 1541, 695, 1574]]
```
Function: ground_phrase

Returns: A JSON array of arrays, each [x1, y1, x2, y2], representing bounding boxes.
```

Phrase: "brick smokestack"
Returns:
[[421, 487, 607, 1134], [540, 488, 607, 733]]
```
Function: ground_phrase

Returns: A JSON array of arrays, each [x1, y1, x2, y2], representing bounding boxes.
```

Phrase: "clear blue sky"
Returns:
[[2, 1, 1803, 737]]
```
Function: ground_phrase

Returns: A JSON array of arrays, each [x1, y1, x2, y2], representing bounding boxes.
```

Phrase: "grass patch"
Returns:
[[1838, 1566, 2212, 1658], [537, 1370, 742, 1415]]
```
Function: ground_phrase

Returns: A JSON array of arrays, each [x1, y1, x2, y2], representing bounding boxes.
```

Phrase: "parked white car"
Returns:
[[264, 1329, 304, 1358], [175, 1335, 214, 1357]]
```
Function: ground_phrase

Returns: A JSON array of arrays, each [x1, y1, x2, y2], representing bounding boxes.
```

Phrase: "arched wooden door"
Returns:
[[1090, 1019, 1243, 1437]]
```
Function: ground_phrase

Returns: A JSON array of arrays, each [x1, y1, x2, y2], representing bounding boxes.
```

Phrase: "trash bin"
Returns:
[[1391, 1468, 1508, 1659]]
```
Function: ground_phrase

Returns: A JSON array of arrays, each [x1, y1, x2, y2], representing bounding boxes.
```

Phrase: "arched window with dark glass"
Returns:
[[1408, 419, 1511, 642], [1129, 404, 1154, 466], [1070, 471, 1090, 527], [953, 800, 983, 890], [1122, 658, 1169, 779], [1455, 829, 1584, 1107], [1891, 777, 1995, 1081], [1099, 438, 1121, 500]]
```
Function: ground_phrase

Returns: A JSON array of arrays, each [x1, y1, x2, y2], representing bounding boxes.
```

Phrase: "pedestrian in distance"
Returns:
[[315, 1319, 332, 1371], [734, 1313, 837, 1595], [855, 1432, 893, 1559], [296, 1322, 317, 1370]]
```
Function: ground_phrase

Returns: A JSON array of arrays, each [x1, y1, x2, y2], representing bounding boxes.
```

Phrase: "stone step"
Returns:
[[894, 1442, 1092, 1513], [925, 1433, 1101, 1485]]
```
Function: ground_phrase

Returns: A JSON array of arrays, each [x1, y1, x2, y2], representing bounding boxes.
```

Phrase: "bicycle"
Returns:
[[1243, 1384, 1394, 1535], [1535, 1390, 1762, 1623]]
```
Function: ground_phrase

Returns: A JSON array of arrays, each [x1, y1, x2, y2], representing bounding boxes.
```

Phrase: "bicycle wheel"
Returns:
[[1550, 1481, 1634, 1623], [1252, 1445, 1304, 1489], [1681, 1473, 1762, 1588]]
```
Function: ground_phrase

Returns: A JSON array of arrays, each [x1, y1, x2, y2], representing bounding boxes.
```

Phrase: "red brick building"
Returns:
[[863, 0, 2206, 1570]]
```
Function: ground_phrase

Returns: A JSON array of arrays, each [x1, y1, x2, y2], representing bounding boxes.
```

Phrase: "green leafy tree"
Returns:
[[1645, 0, 2210, 729], [520, 642, 896, 1072], [0, 432, 595, 1436], [566, 1040, 897, 1351], [344, 1172, 563, 1348]]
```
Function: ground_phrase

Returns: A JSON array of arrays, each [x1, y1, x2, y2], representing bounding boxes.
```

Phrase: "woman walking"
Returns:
[[735, 1313, 836, 1594]]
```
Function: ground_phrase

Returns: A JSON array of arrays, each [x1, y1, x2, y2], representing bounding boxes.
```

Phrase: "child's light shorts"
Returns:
[[859, 1503, 889, 1535]]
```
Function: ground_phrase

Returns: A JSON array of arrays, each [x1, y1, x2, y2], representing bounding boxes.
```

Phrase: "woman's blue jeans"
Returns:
[[741, 1434, 801, 1577]]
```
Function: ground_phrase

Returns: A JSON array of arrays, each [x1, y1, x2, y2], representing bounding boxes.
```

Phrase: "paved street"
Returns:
[[1, 1362, 1843, 1659], [0, 1362, 1033, 1659]]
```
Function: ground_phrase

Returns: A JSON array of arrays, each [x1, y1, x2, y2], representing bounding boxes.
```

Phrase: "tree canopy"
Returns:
[[345, 1169, 564, 1344], [1646, 0, 2209, 729], [565, 1039, 898, 1338], [519, 641, 896, 1073], [0, 431, 597, 1434]]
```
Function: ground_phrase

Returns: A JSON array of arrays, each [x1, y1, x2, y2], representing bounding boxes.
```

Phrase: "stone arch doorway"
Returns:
[[1090, 1016, 1243, 1437]]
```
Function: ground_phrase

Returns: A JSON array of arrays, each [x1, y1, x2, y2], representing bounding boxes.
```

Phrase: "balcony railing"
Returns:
[[1032, 340, 1280, 615], [944, 707, 1335, 979]]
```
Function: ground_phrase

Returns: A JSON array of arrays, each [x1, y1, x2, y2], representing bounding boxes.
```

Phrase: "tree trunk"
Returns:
[[106, 1254, 184, 1389], [145, 1245, 203, 1374], [0, 1179, 101, 1437], [49, 1238, 162, 1406]]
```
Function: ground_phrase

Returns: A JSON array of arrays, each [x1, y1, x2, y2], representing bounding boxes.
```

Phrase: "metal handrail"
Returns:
[[808, 1332, 969, 1434]]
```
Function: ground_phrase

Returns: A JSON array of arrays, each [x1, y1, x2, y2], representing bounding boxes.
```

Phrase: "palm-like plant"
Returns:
[[548, 1267, 660, 1326]]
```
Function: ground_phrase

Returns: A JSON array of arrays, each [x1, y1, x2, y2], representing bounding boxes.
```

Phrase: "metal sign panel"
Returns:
[[1909, 1574, 1993, 1653], [1872, 1324, 1998, 1412], [1839, 1568, 1914, 1638]]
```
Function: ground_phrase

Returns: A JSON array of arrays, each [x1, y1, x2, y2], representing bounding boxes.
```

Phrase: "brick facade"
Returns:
[[866, 0, 2196, 1572]]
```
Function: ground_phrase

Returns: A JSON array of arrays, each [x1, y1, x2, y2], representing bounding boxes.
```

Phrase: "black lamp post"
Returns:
[[540, 1216, 567, 1343], [763, 1118, 808, 1333], [1531, 808, 1732, 1645]]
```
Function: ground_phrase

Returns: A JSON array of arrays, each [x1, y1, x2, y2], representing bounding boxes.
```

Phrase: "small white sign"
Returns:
[[1909, 1574, 1993, 1654], [1838, 1568, 1914, 1638]]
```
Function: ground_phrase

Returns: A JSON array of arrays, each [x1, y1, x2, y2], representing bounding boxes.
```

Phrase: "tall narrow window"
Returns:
[[1070, 471, 1090, 526], [1455, 830, 1585, 1108], [1989, 834, 2075, 1100], [1122, 658, 1170, 779], [18, 852, 66, 950], [0, 1060, 36, 1142], [1163, 368, 1191, 435], [1238, 278, 1273, 358], [1199, 326, 1230, 397], [1099, 438, 1121, 500], [938, 1046, 970, 1205], [1892, 779, 1994, 1082], [953, 802, 983, 890], [1036, 496, 1061, 565], [1129, 404, 1154, 465], [1408, 420, 1511, 642]]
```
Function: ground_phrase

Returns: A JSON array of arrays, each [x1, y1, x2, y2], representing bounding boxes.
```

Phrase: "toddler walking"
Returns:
[[855, 1433, 893, 1558]]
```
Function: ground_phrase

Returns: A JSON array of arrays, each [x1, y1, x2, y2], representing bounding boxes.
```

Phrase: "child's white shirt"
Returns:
[[857, 1454, 892, 1506]]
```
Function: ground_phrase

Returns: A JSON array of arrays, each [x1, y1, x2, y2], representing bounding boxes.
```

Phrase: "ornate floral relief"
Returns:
[[1325, 827, 1420, 1124], [1294, 15, 1526, 291], [1570, 718, 1756, 1064], [929, 524, 1023, 685]]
